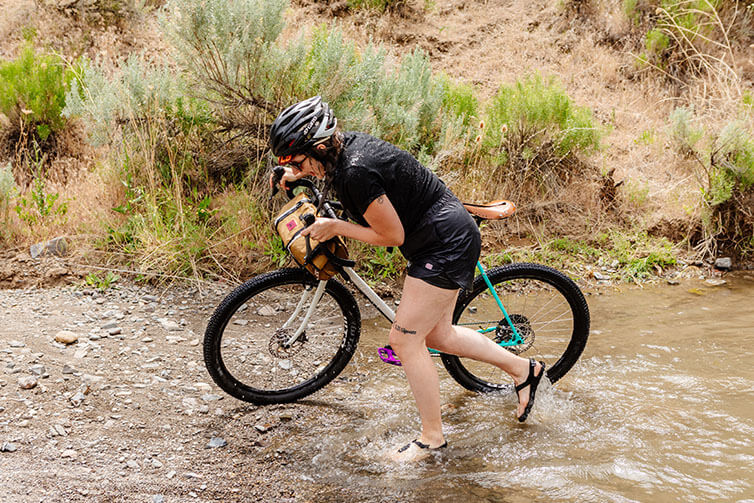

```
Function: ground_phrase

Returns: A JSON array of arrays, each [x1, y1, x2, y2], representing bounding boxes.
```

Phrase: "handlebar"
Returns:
[[270, 166, 340, 220]]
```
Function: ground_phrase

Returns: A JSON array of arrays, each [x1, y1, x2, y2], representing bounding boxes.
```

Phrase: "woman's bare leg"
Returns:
[[424, 292, 542, 418], [388, 276, 458, 449]]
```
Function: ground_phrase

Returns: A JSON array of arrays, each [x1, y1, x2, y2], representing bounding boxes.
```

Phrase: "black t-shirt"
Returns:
[[331, 132, 448, 237]]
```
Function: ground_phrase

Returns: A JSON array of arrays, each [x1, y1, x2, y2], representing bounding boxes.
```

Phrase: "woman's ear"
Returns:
[[315, 143, 327, 152]]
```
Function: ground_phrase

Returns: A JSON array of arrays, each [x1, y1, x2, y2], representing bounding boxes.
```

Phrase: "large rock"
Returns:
[[714, 257, 732, 270]]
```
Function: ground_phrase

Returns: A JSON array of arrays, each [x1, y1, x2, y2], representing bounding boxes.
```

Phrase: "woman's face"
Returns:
[[288, 152, 325, 180]]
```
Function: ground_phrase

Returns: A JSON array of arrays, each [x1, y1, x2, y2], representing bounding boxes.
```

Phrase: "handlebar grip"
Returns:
[[301, 213, 316, 226]]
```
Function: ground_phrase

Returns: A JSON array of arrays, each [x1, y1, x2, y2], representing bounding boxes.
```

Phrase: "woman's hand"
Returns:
[[301, 217, 340, 242], [269, 166, 304, 192]]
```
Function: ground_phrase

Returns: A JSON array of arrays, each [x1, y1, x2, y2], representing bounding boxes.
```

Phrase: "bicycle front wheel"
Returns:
[[204, 268, 361, 404], [441, 262, 590, 393]]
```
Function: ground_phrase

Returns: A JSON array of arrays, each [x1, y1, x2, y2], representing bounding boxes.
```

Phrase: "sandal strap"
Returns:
[[398, 439, 448, 452], [515, 358, 537, 393]]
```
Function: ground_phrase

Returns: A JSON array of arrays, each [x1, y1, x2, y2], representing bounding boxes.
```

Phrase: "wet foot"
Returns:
[[390, 439, 447, 463], [514, 359, 544, 420]]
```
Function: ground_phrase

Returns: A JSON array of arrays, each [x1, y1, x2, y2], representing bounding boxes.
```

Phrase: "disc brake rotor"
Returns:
[[495, 313, 534, 354], [268, 328, 307, 358]]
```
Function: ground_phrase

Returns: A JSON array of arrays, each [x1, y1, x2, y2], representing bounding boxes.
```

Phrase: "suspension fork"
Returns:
[[476, 262, 524, 345]]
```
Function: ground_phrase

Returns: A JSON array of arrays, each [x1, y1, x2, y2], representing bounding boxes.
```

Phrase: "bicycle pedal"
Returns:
[[378, 346, 402, 366]]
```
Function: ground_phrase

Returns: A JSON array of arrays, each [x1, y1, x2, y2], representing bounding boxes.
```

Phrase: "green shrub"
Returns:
[[667, 106, 754, 257], [0, 43, 74, 143], [479, 74, 600, 196]]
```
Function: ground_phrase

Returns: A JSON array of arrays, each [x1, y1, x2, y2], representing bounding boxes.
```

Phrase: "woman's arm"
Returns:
[[302, 194, 404, 247]]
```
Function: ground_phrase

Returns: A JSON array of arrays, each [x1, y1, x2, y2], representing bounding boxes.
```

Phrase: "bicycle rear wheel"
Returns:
[[441, 262, 590, 393], [204, 268, 361, 404]]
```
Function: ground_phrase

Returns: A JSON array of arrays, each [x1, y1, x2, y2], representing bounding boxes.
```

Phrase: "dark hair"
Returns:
[[305, 130, 344, 181]]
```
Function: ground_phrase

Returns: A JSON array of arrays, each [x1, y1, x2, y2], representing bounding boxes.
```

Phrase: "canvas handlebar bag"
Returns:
[[273, 192, 349, 280]]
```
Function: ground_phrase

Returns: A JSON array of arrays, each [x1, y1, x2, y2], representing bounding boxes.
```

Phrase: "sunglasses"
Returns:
[[278, 155, 306, 170]]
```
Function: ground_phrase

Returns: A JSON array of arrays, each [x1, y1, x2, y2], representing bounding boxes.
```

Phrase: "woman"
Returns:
[[269, 96, 545, 461]]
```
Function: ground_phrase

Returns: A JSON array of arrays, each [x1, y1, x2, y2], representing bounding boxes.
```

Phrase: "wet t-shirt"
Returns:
[[331, 132, 448, 238]]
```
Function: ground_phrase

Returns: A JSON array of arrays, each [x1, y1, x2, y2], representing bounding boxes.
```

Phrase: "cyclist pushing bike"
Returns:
[[269, 96, 546, 461]]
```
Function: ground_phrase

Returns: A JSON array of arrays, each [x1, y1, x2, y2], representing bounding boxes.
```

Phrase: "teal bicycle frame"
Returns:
[[425, 261, 524, 355]]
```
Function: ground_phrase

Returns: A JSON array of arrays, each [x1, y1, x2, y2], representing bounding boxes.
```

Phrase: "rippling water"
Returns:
[[270, 274, 754, 502]]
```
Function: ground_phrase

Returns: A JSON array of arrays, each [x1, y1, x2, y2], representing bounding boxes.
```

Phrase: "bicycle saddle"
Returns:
[[463, 200, 516, 220]]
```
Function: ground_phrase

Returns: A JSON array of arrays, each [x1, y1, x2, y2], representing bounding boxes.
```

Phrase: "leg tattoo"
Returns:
[[393, 323, 417, 335]]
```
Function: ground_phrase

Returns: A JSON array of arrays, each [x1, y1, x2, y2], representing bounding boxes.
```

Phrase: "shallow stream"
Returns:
[[271, 273, 754, 502]]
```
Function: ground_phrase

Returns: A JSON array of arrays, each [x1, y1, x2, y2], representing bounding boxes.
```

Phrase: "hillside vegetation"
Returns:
[[0, 0, 752, 284]]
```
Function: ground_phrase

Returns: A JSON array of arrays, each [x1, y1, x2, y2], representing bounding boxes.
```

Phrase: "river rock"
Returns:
[[593, 271, 611, 281], [29, 365, 46, 376], [158, 319, 181, 332], [55, 331, 79, 345], [705, 278, 726, 287], [18, 376, 38, 389], [714, 257, 732, 270], [258, 305, 276, 316], [1, 442, 18, 452], [207, 437, 227, 449], [30, 237, 68, 259], [61, 449, 78, 459]]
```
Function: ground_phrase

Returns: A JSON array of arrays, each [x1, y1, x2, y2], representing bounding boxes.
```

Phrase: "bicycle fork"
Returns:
[[281, 280, 329, 348]]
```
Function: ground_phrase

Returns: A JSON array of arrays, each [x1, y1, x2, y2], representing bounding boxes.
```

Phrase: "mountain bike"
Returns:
[[203, 174, 590, 404]]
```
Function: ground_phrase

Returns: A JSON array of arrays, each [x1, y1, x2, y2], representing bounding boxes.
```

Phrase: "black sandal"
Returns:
[[397, 439, 448, 453], [515, 358, 546, 423]]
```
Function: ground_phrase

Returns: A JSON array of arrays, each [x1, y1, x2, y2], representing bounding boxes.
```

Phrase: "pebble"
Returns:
[[159, 319, 181, 332], [126, 460, 139, 469], [70, 391, 87, 407], [257, 305, 276, 316], [207, 437, 227, 448], [704, 278, 726, 287], [61, 449, 78, 459], [62, 365, 77, 375], [29, 365, 46, 376], [9, 340, 25, 348], [1, 442, 18, 452], [166, 470, 176, 479], [593, 271, 611, 281], [50, 424, 68, 437], [18, 376, 38, 389], [201, 394, 223, 402], [54, 331, 79, 345], [153, 496, 165, 503]]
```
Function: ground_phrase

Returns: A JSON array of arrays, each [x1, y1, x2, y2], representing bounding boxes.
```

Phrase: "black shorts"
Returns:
[[399, 190, 481, 291]]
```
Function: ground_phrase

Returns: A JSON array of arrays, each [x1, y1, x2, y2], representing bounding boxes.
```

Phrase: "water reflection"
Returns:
[[274, 275, 754, 502]]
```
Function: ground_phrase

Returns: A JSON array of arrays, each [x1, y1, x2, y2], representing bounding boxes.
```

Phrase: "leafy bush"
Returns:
[[481, 74, 600, 196], [0, 43, 74, 143], [668, 106, 754, 257]]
